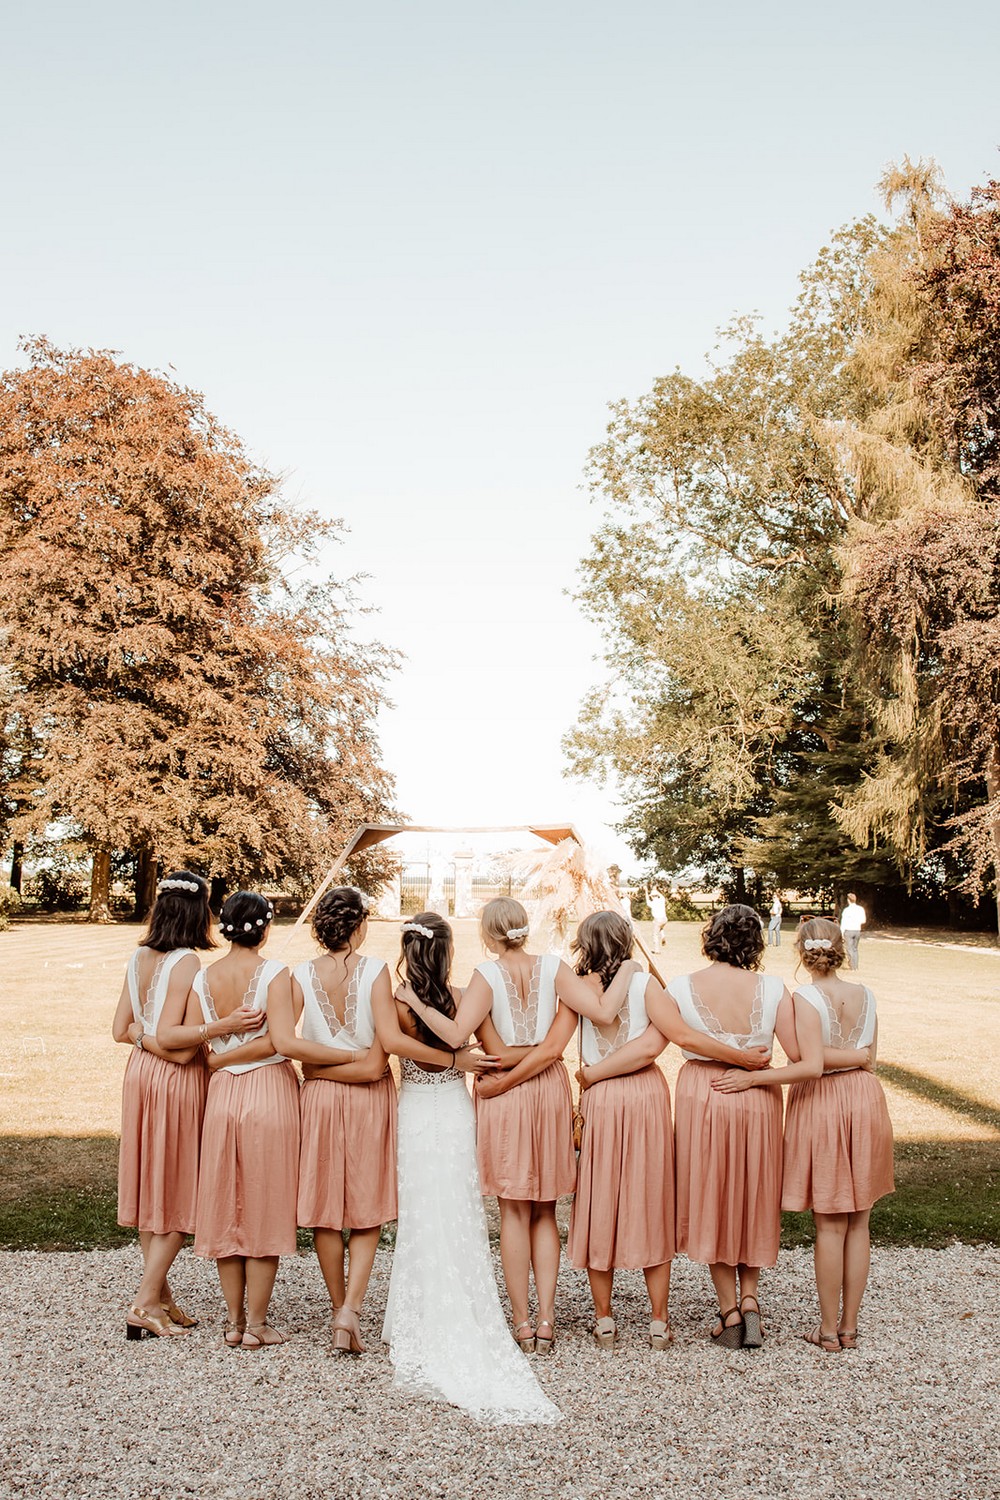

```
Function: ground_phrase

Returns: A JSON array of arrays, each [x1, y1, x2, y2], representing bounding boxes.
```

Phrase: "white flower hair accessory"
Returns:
[[158, 878, 200, 894], [505, 925, 530, 940], [803, 937, 833, 951], [402, 922, 435, 940]]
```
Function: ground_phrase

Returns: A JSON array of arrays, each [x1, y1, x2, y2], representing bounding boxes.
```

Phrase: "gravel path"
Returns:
[[2, 1243, 997, 1499]]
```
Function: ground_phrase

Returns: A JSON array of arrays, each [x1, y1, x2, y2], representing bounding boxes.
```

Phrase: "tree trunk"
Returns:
[[733, 865, 747, 903], [987, 745, 1000, 941], [9, 841, 23, 893], [89, 848, 113, 923], [209, 874, 227, 915], [134, 848, 157, 919]]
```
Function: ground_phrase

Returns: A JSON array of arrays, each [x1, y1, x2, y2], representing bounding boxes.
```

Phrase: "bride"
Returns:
[[375, 911, 560, 1426]]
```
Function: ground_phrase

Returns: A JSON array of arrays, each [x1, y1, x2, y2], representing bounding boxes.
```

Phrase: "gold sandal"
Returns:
[[535, 1319, 555, 1356], [242, 1323, 288, 1349], [126, 1304, 186, 1340], [161, 1300, 198, 1329], [804, 1325, 842, 1354], [513, 1320, 536, 1354], [838, 1328, 859, 1350]]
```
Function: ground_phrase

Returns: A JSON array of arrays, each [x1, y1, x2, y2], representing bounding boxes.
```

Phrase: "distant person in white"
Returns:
[[647, 887, 668, 952], [839, 893, 867, 970], [767, 894, 783, 947]]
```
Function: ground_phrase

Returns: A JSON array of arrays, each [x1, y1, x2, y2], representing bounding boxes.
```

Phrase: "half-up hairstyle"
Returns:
[[572, 910, 634, 993], [397, 911, 456, 1048], [312, 886, 369, 954], [795, 917, 846, 977], [479, 896, 530, 952], [141, 870, 215, 953], [701, 903, 765, 972], [219, 890, 274, 948]]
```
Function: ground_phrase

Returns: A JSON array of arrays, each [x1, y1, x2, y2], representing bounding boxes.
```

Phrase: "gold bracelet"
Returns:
[[199, 1023, 209, 1043]]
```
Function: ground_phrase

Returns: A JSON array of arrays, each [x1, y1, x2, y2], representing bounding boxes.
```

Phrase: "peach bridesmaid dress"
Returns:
[[567, 971, 673, 1271], [782, 983, 894, 1213], [474, 953, 576, 1201], [118, 947, 207, 1235], [194, 959, 300, 1259], [670, 972, 785, 1268], [295, 954, 398, 1231]]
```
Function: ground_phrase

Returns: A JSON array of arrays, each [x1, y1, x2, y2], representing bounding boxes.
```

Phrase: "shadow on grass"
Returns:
[[2, 1132, 998, 1252], [878, 1063, 1000, 1134]]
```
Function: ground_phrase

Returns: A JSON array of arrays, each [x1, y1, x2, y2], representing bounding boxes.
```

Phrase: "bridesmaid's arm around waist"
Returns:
[[207, 1035, 276, 1071], [578, 1025, 666, 1088], [475, 1003, 576, 1099], [475, 1011, 531, 1069], [302, 1034, 391, 1084]]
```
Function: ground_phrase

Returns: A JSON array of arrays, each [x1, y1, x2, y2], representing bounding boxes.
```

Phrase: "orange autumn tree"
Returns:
[[0, 337, 397, 919]]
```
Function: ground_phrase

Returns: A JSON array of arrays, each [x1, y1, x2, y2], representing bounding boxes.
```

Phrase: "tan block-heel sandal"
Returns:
[[535, 1319, 555, 1356], [331, 1307, 364, 1354], [161, 1301, 198, 1329], [593, 1316, 617, 1351], [649, 1319, 673, 1350], [126, 1305, 186, 1340]]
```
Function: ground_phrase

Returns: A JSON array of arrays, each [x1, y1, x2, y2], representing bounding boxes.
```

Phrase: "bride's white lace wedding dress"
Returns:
[[381, 1059, 560, 1425]]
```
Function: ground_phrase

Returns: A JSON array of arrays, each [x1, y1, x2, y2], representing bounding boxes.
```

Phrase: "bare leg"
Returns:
[[216, 1256, 247, 1329], [313, 1228, 347, 1311], [643, 1261, 671, 1324], [243, 1256, 284, 1343], [498, 1198, 533, 1328], [587, 1267, 614, 1320], [812, 1212, 848, 1335], [738, 1263, 761, 1308], [708, 1262, 741, 1334], [344, 1226, 381, 1311], [133, 1231, 185, 1312], [840, 1210, 872, 1335], [528, 1201, 561, 1329]]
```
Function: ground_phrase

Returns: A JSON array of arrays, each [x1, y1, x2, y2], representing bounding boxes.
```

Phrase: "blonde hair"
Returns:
[[479, 896, 530, 952], [795, 917, 846, 977]]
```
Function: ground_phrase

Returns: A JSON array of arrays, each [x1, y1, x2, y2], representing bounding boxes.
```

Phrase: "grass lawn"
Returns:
[[1, 915, 997, 1249]]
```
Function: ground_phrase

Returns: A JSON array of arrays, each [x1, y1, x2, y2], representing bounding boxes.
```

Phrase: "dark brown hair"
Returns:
[[141, 870, 215, 953], [795, 917, 846, 977], [219, 890, 273, 948], [396, 911, 456, 1050], [312, 886, 368, 953], [701, 903, 764, 971], [571, 910, 634, 993]]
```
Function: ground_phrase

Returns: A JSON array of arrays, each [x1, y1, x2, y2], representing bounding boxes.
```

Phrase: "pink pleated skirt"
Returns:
[[782, 1069, 895, 1214], [674, 1060, 783, 1268], [568, 1065, 675, 1271], [475, 1060, 577, 1201], [118, 1048, 208, 1235], [194, 1061, 300, 1259], [298, 1071, 398, 1230]]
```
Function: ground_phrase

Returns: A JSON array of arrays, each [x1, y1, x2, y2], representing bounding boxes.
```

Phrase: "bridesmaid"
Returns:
[[158, 890, 300, 1348], [400, 897, 634, 1355], [112, 871, 214, 1339], [669, 904, 825, 1348], [569, 911, 771, 1350], [268, 886, 398, 1356], [780, 919, 893, 1352]]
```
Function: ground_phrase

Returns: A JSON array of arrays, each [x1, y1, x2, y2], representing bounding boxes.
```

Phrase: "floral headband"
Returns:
[[158, 878, 200, 894]]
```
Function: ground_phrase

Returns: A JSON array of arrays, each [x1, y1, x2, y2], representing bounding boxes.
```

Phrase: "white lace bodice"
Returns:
[[294, 954, 382, 1054], [579, 971, 652, 1066], [794, 982, 876, 1052], [196, 957, 288, 1073], [399, 1057, 464, 1086], [668, 972, 783, 1061], [477, 953, 560, 1047], [127, 947, 195, 1035]]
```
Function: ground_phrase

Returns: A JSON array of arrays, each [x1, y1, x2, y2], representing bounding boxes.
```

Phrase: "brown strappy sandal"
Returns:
[[710, 1307, 744, 1350], [838, 1328, 859, 1350], [804, 1325, 842, 1354]]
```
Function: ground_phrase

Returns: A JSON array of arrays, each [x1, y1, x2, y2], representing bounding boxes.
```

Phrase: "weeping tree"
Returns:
[[0, 338, 398, 919]]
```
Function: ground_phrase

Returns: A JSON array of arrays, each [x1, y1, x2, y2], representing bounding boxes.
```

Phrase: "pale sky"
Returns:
[[3, 1, 998, 872]]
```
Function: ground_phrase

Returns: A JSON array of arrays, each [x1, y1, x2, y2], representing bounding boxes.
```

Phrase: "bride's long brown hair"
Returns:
[[396, 911, 457, 1048]]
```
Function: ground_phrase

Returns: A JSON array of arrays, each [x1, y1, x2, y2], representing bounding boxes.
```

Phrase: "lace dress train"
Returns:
[[382, 1061, 560, 1426]]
